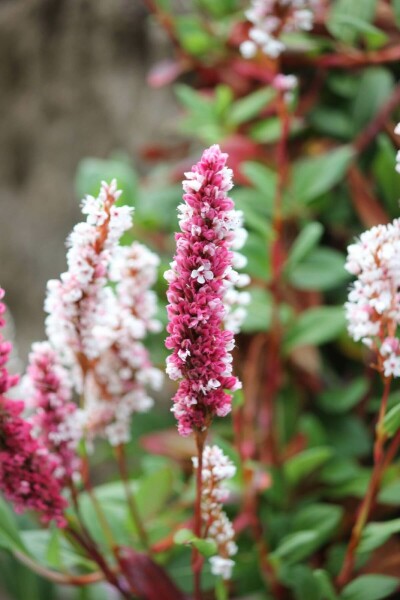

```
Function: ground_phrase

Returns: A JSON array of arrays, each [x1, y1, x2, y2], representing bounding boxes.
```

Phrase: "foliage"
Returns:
[[3, 0, 400, 599]]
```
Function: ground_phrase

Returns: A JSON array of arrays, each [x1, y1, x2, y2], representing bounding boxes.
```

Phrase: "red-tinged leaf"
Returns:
[[117, 548, 187, 600], [231, 58, 275, 85], [348, 165, 389, 227], [147, 59, 186, 88], [140, 428, 196, 462], [222, 135, 264, 181]]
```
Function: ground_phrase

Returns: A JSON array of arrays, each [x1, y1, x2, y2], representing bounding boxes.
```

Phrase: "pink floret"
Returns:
[[165, 145, 244, 436]]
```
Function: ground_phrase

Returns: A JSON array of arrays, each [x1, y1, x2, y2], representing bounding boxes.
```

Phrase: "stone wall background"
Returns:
[[0, 0, 176, 360]]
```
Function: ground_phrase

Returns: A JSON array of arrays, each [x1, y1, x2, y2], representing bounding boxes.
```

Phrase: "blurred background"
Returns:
[[0, 0, 176, 360]]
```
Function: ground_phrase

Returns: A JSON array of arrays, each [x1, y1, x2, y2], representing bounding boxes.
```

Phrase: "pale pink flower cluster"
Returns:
[[45, 180, 132, 379], [240, 0, 319, 59], [44, 181, 162, 447], [192, 445, 237, 580], [345, 219, 400, 378], [83, 243, 163, 446], [165, 145, 249, 436]]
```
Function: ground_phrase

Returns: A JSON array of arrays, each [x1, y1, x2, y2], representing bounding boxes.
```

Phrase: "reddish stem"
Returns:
[[337, 378, 392, 587], [192, 429, 207, 600]]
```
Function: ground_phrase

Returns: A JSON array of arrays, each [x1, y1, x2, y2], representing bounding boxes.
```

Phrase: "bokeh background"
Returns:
[[0, 0, 175, 360]]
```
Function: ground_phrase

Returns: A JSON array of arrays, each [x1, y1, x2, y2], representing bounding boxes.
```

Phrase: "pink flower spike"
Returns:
[[165, 145, 248, 436], [0, 288, 67, 527]]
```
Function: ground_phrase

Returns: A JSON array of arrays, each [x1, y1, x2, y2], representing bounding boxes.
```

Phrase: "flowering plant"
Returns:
[[3, 1, 400, 600]]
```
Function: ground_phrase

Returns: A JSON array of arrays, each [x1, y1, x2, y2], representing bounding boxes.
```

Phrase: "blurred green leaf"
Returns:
[[352, 68, 394, 131], [310, 108, 355, 140], [285, 222, 324, 272], [379, 479, 400, 506], [228, 88, 276, 126], [75, 156, 137, 206], [293, 504, 343, 543], [325, 416, 371, 459], [340, 574, 398, 600], [288, 247, 349, 291], [0, 497, 27, 554], [135, 466, 174, 521], [284, 306, 346, 353], [176, 16, 218, 56], [373, 134, 400, 216], [241, 161, 277, 208], [272, 531, 319, 565], [137, 183, 181, 230], [328, 0, 378, 43], [395, 0, 400, 25], [196, 0, 238, 17], [21, 530, 94, 571], [329, 14, 387, 49], [359, 518, 400, 554], [250, 117, 304, 144], [243, 231, 270, 281], [284, 447, 333, 485], [313, 569, 339, 600], [242, 287, 272, 333], [383, 402, 400, 437], [317, 378, 368, 414], [287, 146, 354, 208], [174, 529, 217, 557]]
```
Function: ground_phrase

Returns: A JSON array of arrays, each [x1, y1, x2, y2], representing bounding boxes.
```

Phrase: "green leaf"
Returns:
[[281, 565, 321, 600], [359, 518, 400, 554], [328, 14, 387, 49], [284, 447, 333, 485], [340, 575, 399, 600], [317, 378, 368, 414], [272, 531, 319, 565], [240, 161, 277, 206], [174, 529, 217, 558], [383, 403, 400, 437], [175, 16, 218, 56], [242, 287, 272, 333], [137, 183, 181, 230], [243, 231, 270, 281], [394, 0, 400, 25], [288, 247, 349, 291], [287, 146, 354, 207], [313, 569, 339, 600], [373, 134, 400, 216], [0, 497, 27, 554], [228, 88, 276, 126], [135, 466, 174, 521], [285, 222, 324, 272], [75, 157, 137, 207], [250, 117, 304, 143], [352, 68, 394, 131], [196, 0, 238, 17], [310, 108, 355, 140], [379, 479, 400, 506], [21, 530, 94, 571], [328, 0, 378, 44], [325, 416, 371, 460], [293, 504, 343, 543], [283, 306, 346, 353]]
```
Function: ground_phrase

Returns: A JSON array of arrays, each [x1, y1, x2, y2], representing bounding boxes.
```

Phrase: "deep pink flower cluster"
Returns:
[[165, 145, 244, 436], [24, 342, 82, 485], [0, 289, 67, 526]]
